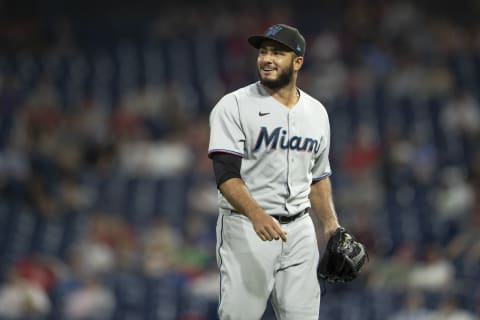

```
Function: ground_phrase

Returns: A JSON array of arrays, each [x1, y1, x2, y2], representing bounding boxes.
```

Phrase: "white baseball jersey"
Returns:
[[208, 81, 332, 216]]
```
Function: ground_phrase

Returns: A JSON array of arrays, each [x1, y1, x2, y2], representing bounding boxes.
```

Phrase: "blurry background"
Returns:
[[0, 0, 479, 319]]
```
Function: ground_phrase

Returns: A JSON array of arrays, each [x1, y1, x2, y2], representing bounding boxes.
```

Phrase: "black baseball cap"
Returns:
[[248, 24, 306, 57]]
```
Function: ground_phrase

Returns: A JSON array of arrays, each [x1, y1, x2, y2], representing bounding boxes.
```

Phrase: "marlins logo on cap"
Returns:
[[265, 25, 283, 37], [248, 24, 306, 57]]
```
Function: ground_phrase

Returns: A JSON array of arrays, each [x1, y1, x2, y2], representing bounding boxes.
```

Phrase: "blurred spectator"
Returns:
[[0, 268, 51, 319], [187, 179, 218, 218], [118, 140, 193, 177], [408, 126, 437, 186], [23, 74, 61, 111], [67, 215, 123, 278], [386, 48, 427, 99], [183, 118, 212, 175], [342, 124, 381, 177], [382, 126, 415, 189], [381, 2, 422, 40], [429, 295, 478, 320], [446, 213, 480, 267], [305, 31, 347, 105], [433, 167, 475, 237], [15, 256, 57, 293], [0, 144, 30, 187], [121, 84, 168, 123], [387, 291, 432, 320], [339, 124, 384, 214], [188, 265, 219, 301], [176, 213, 213, 279], [63, 276, 115, 320], [26, 173, 61, 218], [441, 88, 480, 142], [142, 217, 181, 277], [408, 245, 455, 292], [368, 243, 416, 292], [69, 239, 115, 278]]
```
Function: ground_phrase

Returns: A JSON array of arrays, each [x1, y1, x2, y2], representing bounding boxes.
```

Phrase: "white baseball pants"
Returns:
[[216, 208, 321, 320]]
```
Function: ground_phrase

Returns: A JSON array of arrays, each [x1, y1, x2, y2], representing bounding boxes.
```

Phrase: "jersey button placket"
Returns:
[[287, 110, 295, 211], [289, 111, 295, 166]]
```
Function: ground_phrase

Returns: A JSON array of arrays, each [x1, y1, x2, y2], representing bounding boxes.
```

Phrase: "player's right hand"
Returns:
[[250, 211, 287, 242]]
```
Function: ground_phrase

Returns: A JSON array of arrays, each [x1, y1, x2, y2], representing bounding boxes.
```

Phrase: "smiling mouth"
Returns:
[[260, 67, 276, 75], [260, 64, 276, 72]]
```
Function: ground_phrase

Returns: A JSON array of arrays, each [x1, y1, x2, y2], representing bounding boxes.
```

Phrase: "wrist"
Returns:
[[245, 207, 266, 221], [324, 224, 340, 239]]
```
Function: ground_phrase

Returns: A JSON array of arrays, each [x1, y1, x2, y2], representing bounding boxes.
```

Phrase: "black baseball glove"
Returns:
[[318, 227, 368, 283]]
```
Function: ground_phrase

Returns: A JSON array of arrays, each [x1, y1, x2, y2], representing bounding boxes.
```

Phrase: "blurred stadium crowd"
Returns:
[[0, 0, 480, 319]]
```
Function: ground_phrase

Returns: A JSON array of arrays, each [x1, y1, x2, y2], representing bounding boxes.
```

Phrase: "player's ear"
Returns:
[[293, 55, 303, 71]]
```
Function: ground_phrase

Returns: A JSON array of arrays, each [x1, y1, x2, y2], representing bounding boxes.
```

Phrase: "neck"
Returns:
[[262, 83, 300, 108]]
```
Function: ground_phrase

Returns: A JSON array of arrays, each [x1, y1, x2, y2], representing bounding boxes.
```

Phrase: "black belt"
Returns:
[[230, 208, 309, 224], [271, 208, 309, 224]]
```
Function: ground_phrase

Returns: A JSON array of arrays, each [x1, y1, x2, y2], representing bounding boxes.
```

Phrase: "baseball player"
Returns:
[[208, 24, 342, 319]]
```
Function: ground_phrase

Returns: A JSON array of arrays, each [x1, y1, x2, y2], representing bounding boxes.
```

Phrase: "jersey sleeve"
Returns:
[[208, 93, 245, 158], [312, 110, 332, 181]]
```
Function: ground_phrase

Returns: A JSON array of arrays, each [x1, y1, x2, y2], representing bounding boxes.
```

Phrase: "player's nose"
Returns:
[[260, 51, 274, 61]]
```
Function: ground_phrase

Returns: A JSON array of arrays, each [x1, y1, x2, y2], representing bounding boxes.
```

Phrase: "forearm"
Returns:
[[309, 177, 340, 239], [219, 178, 265, 221]]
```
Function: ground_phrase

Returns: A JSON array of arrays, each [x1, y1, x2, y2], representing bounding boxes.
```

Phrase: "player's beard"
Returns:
[[258, 61, 294, 90]]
